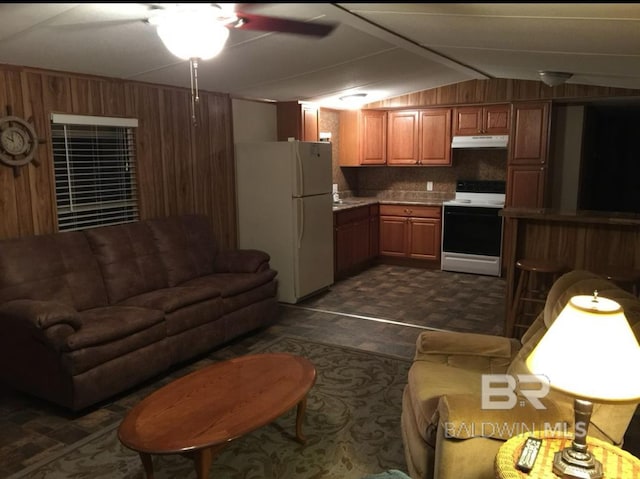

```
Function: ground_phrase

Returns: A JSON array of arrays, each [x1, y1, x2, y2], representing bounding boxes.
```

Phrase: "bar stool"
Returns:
[[595, 266, 640, 297], [508, 258, 566, 339]]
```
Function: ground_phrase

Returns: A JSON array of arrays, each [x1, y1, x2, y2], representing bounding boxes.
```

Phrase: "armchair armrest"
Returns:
[[437, 393, 572, 441], [213, 249, 271, 273], [414, 331, 521, 373], [0, 299, 81, 329]]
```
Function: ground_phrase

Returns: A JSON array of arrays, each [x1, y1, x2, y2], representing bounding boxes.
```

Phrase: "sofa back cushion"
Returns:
[[84, 221, 168, 304], [0, 231, 108, 311], [146, 215, 217, 286]]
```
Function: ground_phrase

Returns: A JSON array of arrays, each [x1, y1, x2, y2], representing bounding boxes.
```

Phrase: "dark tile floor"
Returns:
[[0, 264, 638, 477]]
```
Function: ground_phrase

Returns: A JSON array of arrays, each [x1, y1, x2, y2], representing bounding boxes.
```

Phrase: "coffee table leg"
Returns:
[[295, 395, 308, 444], [193, 444, 225, 479], [139, 452, 155, 479]]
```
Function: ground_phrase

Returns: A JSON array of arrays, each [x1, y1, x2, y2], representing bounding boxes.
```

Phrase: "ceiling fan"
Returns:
[[143, 3, 337, 124]]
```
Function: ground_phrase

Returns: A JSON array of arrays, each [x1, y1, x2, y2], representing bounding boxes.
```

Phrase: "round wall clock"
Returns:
[[0, 115, 41, 176]]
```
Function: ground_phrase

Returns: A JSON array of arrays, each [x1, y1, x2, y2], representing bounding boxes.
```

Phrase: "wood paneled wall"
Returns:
[[0, 64, 236, 249], [366, 79, 640, 108]]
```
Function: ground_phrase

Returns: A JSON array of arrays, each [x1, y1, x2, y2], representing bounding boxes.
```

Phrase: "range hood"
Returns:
[[451, 135, 509, 149]]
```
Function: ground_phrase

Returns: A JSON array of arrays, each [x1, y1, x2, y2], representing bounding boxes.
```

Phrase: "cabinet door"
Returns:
[[361, 110, 387, 165], [408, 218, 441, 260], [334, 223, 353, 278], [510, 102, 550, 165], [453, 106, 483, 135], [379, 216, 407, 256], [419, 108, 452, 166], [387, 111, 419, 165], [506, 165, 547, 208], [369, 205, 380, 258], [353, 219, 370, 265], [484, 104, 510, 134], [302, 105, 319, 141]]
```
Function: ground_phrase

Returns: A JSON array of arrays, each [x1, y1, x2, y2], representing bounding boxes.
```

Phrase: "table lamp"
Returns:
[[526, 291, 640, 479]]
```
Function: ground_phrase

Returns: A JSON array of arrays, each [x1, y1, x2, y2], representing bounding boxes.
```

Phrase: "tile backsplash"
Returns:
[[346, 148, 507, 199]]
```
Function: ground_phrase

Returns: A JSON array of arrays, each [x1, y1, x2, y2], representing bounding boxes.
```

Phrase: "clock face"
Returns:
[[1, 126, 30, 156], [0, 115, 39, 169]]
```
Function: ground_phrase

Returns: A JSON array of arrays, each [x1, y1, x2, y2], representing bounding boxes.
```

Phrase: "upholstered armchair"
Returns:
[[401, 270, 640, 479]]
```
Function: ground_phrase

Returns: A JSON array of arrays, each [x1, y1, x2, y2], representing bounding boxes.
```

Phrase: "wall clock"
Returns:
[[0, 113, 42, 177]]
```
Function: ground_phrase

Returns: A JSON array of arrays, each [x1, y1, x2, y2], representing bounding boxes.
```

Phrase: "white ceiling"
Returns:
[[1, 3, 639, 109]]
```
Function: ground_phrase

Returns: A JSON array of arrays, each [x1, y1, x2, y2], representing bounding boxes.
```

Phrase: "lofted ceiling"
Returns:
[[1, 3, 639, 109]]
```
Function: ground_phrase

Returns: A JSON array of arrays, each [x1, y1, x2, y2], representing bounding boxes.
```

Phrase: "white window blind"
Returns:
[[51, 114, 139, 232]]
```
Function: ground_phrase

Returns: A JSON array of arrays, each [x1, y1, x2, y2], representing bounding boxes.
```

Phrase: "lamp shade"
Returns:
[[152, 5, 230, 60], [526, 294, 640, 402]]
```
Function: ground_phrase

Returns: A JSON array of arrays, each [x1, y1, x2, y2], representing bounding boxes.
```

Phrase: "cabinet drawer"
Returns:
[[379, 204, 441, 219], [334, 205, 370, 226]]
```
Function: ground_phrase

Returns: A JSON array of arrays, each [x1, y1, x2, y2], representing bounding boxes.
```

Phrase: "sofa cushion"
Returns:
[[120, 286, 220, 313], [65, 305, 165, 351], [0, 231, 108, 311], [146, 215, 218, 286], [182, 270, 277, 298], [84, 221, 168, 304]]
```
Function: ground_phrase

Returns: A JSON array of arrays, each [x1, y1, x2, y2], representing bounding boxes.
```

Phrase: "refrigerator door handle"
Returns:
[[295, 145, 304, 197], [296, 198, 304, 248]]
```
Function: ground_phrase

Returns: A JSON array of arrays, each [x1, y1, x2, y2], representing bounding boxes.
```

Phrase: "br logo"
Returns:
[[481, 374, 550, 410]]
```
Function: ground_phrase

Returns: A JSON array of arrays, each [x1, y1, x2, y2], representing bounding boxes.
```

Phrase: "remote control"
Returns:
[[516, 436, 542, 473]]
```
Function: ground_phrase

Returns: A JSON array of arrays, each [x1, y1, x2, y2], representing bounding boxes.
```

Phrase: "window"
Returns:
[[51, 114, 139, 231]]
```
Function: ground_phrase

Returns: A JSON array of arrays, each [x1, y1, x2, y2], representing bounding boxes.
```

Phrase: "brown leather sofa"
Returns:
[[0, 214, 278, 411], [401, 270, 640, 479]]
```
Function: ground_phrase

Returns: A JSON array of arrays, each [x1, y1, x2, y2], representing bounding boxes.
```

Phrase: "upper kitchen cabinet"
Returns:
[[506, 101, 551, 208], [339, 110, 387, 166], [277, 101, 319, 141], [387, 108, 452, 166], [453, 104, 510, 136]]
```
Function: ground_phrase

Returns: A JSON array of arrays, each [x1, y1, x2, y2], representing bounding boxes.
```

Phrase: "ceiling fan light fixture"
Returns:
[[538, 70, 573, 87], [152, 5, 231, 60]]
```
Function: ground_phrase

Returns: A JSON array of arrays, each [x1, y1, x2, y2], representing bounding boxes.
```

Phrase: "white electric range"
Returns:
[[441, 180, 506, 276]]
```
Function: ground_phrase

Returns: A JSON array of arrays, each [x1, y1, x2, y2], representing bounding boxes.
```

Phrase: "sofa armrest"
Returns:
[[0, 299, 81, 330], [414, 331, 520, 373], [213, 249, 271, 273], [436, 393, 571, 441]]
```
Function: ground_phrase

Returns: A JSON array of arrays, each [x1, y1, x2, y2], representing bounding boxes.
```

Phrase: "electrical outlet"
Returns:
[[426, 181, 433, 191]]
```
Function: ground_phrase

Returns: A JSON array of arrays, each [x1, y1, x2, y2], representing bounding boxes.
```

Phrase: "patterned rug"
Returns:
[[8, 337, 411, 479]]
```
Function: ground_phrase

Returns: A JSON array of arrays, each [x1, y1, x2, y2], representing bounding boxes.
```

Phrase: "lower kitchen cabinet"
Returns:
[[334, 204, 379, 279], [379, 204, 441, 262]]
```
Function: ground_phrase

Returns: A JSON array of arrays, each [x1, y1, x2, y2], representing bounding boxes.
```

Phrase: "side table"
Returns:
[[495, 430, 640, 478]]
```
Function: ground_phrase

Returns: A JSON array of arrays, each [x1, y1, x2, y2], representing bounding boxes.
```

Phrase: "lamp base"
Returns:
[[553, 447, 603, 479]]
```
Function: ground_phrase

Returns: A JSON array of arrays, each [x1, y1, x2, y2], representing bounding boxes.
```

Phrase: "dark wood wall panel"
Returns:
[[367, 78, 640, 108], [0, 65, 236, 250]]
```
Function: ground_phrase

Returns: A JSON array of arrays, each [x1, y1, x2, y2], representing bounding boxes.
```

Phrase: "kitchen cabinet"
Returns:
[[379, 204, 441, 261], [453, 104, 510, 136], [339, 110, 387, 166], [387, 108, 452, 166], [506, 101, 550, 208], [334, 204, 379, 279], [276, 101, 319, 141]]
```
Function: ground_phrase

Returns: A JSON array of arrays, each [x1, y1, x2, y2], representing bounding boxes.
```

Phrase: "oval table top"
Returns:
[[118, 353, 317, 454]]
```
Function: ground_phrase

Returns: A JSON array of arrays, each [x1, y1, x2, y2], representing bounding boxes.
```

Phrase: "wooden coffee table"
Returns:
[[118, 353, 317, 479]]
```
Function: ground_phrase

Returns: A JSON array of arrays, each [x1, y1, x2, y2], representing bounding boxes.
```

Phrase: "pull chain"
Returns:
[[189, 58, 200, 126]]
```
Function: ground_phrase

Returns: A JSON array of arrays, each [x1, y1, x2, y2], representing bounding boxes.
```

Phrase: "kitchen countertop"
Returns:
[[500, 207, 640, 226], [332, 197, 445, 212]]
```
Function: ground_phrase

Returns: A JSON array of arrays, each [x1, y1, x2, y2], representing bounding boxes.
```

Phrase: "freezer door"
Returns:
[[292, 142, 332, 197], [292, 193, 334, 301]]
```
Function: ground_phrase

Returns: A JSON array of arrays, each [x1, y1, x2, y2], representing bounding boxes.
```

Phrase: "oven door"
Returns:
[[442, 205, 503, 256]]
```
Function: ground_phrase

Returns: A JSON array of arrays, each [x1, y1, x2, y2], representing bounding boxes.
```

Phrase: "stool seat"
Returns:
[[516, 258, 566, 274], [595, 266, 640, 296], [507, 258, 566, 338]]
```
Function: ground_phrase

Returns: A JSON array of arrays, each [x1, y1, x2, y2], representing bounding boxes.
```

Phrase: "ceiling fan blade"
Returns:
[[234, 12, 336, 37], [49, 18, 146, 31]]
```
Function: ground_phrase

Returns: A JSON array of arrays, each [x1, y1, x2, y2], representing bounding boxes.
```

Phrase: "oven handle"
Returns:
[[444, 210, 500, 218]]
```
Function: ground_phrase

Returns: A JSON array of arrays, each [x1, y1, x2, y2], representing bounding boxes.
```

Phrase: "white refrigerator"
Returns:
[[235, 141, 334, 304]]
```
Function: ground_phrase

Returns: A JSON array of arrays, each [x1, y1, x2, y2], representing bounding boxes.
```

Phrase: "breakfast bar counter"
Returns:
[[500, 207, 640, 335]]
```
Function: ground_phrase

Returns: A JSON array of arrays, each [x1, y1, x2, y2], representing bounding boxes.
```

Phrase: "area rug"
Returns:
[[9, 337, 411, 479]]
